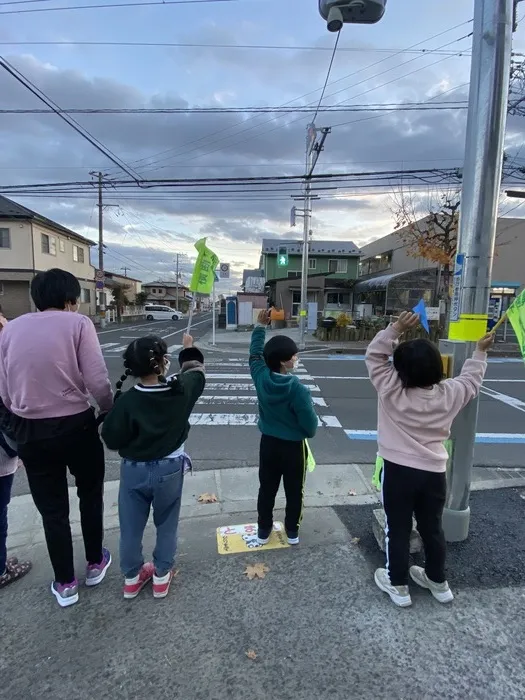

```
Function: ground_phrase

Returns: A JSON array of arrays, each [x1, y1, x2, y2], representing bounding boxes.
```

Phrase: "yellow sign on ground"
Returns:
[[216, 522, 289, 555]]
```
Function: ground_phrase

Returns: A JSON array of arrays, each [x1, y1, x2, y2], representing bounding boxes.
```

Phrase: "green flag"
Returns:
[[189, 238, 219, 295], [506, 288, 525, 359]]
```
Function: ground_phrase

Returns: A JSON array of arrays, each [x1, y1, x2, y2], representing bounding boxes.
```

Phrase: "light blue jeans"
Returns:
[[119, 456, 185, 578]]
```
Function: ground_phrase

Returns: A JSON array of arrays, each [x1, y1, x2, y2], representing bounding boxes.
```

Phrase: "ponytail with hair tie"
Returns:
[[114, 367, 133, 400]]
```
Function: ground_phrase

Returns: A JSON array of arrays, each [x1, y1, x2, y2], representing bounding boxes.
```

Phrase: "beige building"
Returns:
[[0, 195, 96, 318], [142, 281, 192, 311], [356, 217, 525, 319]]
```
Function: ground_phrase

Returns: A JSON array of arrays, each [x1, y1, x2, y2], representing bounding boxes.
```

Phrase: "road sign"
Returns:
[[450, 253, 465, 322], [96, 280, 104, 290], [95, 269, 104, 281], [219, 263, 230, 279]]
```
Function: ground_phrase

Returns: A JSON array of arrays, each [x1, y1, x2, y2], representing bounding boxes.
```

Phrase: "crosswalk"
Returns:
[[191, 357, 341, 428], [101, 342, 182, 356]]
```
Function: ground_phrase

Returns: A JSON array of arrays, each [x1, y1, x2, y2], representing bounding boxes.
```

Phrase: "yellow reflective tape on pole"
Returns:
[[448, 313, 488, 341]]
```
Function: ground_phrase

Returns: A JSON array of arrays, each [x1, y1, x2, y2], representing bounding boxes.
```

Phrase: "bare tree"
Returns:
[[390, 186, 460, 322]]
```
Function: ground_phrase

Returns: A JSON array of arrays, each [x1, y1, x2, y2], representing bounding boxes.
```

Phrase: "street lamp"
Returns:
[[318, 0, 387, 31]]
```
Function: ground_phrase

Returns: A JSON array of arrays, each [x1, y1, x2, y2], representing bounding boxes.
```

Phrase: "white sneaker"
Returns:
[[374, 568, 412, 607], [410, 566, 454, 603]]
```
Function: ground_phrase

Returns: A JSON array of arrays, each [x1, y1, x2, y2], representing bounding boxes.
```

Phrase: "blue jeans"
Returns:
[[0, 473, 15, 574], [119, 457, 185, 578]]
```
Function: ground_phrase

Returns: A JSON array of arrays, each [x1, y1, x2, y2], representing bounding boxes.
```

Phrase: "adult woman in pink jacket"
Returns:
[[0, 269, 113, 607]]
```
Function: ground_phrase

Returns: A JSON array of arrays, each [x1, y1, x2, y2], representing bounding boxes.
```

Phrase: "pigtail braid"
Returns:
[[149, 343, 167, 384], [114, 366, 133, 400]]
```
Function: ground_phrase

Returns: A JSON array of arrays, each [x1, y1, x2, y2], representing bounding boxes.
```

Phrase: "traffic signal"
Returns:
[[277, 246, 288, 267]]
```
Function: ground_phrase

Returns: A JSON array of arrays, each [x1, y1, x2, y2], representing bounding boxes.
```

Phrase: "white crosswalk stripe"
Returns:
[[186, 360, 340, 428]]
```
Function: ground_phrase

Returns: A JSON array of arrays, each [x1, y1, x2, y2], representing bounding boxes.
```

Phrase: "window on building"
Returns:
[[41, 233, 56, 255], [327, 292, 350, 306], [309, 258, 317, 270], [292, 291, 301, 317], [0, 228, 11, 249], [81, 288, 91, 303], [73, 245, 85, 263], [287, 271, 301, 279], [59, 239, 66, 253], [328, 259, 348, 274]]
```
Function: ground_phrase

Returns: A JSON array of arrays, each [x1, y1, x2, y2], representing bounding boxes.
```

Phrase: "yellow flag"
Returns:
[[506, 288, 525, 359], [189, 238, 219, 295]]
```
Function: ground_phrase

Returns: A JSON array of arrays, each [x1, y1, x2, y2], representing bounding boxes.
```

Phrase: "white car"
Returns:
[[145, 305, 183, 321]]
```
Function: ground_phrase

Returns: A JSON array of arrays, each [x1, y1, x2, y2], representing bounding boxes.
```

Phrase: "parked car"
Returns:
[[145, 304, 183, 321]]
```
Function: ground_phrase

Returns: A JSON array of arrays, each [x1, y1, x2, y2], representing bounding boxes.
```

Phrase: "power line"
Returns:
[[312, 30, 341, 123], [0, 102, 468, 115], [109, 19, 473, 176], [133, 32, 473, 175], [0, 0, 247, 16], [0, 40, 473, 56], [0, 56, 144, 182]]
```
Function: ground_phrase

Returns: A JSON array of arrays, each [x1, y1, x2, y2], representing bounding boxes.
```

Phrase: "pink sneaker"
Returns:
[[123, 563, 155, 599], [153, 570, 175, 599]]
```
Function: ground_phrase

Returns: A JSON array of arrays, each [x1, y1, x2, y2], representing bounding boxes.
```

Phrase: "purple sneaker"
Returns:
[[85, 548, 112, 587], [51, 579, 79, 607]]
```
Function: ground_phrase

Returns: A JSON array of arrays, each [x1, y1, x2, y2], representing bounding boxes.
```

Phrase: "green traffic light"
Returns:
[[279, 255, 287, 266]]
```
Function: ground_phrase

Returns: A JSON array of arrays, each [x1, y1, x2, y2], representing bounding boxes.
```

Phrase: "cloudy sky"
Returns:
[[1, 0, 525, 292]]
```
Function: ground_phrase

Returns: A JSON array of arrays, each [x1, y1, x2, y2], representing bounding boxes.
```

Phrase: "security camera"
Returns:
[[319, 0, 387, 31], [327, 5, 343, 32]]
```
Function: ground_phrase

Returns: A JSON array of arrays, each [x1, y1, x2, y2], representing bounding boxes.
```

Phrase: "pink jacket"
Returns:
[[365, 325, 487, 472], [0, 310, 113, 419]]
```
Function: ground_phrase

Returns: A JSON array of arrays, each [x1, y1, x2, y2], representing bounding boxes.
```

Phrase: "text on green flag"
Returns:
[[189, 238, 219, 295], [506, 288, 525, 359]]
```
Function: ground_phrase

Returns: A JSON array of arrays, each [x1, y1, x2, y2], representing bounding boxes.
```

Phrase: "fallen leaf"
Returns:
[[197, 492, 218, 504], [351, 537, 360, 545], [246, 650, 258, 660], [244, 563, 270, 580], [348, 489, 357, 496]]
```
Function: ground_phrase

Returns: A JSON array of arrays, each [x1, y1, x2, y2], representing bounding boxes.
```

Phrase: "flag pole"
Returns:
[[491, 311, 507, 333], [186, 300, 194, 335]]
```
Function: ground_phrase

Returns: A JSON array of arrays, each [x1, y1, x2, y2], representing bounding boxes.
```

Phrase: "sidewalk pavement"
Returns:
[[8, 463, 525, 554], [4, 464, 525, 699]]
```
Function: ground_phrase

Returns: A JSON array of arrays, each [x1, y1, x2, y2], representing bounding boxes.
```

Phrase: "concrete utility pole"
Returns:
[[298, 123, 330, 350], [173, 253, 187, 311], [96, 171, 106, 329], [440, 0, 514, 542], [121, 267, 129, 277]]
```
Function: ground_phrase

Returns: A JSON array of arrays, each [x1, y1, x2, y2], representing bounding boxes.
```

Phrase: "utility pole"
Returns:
[[298, 123, 330, 350], [96, 171, 106, 329], [173, 253, 187, 312], [440, 0, 513, 542], [121, 267, 129, 277]]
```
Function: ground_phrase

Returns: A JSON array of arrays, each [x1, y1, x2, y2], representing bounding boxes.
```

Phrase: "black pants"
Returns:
[[382, 460, 446, 586], [257, 435, 307, 534], [18, 417, 105, 584]]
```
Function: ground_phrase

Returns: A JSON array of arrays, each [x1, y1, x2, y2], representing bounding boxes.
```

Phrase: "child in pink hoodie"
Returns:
[[365, 311, 494, 608]]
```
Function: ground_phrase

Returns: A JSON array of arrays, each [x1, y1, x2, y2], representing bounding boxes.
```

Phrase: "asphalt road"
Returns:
[[11, 322, 525, 496]]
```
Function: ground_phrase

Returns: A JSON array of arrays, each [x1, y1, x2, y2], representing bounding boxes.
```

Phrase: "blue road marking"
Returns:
[[344, 430, 525, 444]]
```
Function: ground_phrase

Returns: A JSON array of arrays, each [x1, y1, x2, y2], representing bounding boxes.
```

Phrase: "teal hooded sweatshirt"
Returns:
[[249, 325, 318, 442]]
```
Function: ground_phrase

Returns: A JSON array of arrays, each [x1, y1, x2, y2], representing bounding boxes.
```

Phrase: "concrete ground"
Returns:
[[4, 483, 525, 700]]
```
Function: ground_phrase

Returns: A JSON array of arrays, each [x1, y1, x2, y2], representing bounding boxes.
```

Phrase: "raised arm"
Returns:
[[444, 333, 492, 414], [365, 312, 419, 394], [249, 310, 269, 381]]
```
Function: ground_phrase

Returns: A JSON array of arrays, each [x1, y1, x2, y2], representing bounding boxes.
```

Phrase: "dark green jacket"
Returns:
[[102, 348, 205, 461], [249, 326, 317, 442]]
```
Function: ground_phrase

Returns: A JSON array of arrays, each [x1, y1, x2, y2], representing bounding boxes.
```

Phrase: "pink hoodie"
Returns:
[[0, 310, 113, 419], [365, 325, 487, 473]]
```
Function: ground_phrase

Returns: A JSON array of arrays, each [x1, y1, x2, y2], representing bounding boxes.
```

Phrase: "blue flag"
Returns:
[[412, 298, 430, 333]]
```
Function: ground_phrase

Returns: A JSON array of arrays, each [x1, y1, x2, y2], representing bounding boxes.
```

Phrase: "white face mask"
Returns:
[[293, 358, 300, 371], [164, 356, 171, 374]]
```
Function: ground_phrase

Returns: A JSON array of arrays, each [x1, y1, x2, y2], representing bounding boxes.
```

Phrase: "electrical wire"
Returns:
[[0, 102, 468, 114], [0, 56, 144, 182], [0, 0, 247, 16], [108, 19, 473, 175], [312, 30, 341, 123], [0, 40, 472, 56]]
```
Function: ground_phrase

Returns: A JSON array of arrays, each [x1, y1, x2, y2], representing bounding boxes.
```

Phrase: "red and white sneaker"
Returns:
[[153, 569, 176, 599], [123, 562, 154, 599]]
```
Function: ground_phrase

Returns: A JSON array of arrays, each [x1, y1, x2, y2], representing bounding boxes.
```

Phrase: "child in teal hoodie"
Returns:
[[249, 310, 318, 546]]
